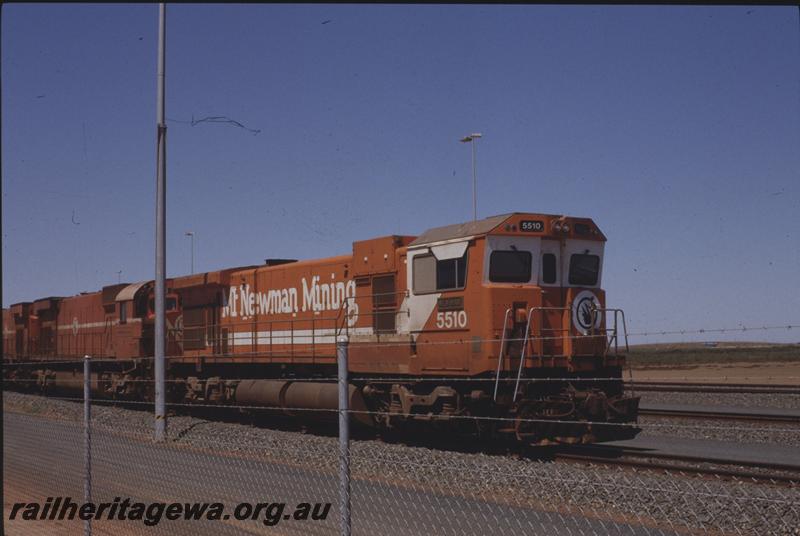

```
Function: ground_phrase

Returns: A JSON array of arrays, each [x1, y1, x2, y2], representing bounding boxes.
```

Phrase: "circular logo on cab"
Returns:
[[572, 290, 601, 336]]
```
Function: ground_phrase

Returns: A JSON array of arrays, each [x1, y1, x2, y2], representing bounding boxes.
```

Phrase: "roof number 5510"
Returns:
[[436, 311, 467, 329]]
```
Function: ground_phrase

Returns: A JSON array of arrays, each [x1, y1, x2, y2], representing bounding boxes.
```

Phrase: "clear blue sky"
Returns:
[[3, 4, 799, 344]]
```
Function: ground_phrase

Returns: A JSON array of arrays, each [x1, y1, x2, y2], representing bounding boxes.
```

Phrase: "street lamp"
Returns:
[[185, 231, 195, 274], [154, 2, 167, 443], [116, 270, 123, 284], [459, 133, 482, 221]]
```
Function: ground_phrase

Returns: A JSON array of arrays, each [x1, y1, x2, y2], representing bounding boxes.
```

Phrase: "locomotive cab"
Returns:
[[481, 215, 612, 371], [405, 213, 616, 374]]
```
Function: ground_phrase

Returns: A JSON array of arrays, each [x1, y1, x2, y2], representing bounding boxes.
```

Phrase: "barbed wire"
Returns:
[[4, 375, 800, 387], [3, 321, 797, 367], [6, 394, 799, 434], [628, 325, 797, 337]]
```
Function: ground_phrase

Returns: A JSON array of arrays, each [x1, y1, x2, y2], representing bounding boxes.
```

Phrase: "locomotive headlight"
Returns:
[[561, 224, 570, 233]]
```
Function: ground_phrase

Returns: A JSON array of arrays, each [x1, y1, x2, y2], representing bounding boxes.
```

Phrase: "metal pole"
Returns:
[[337, 336, 351, 536], [460, 133, 481, 221], [184, 232, 195, 274], [154, 2, 167, 443], [471, 139, 477, 221], [83, 355, 91, 536]]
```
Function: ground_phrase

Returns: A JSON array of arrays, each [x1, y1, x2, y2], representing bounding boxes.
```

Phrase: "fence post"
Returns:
[[337, 336, 351, 536], [83, 354, 92, 536]]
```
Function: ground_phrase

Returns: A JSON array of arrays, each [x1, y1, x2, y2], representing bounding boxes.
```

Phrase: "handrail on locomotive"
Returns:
[[491, 303, 629, 402]]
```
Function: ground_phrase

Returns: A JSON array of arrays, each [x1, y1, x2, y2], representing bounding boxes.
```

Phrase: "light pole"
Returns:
[[185, 232, 195, 274], [459, 133, 482, 221], [116, 270, 123, 284], [154, 2, 167, 443]]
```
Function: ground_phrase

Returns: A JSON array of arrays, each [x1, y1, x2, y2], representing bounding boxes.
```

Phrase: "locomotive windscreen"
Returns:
[[568, 254, 600, 286], [489, 250, 532, 283]]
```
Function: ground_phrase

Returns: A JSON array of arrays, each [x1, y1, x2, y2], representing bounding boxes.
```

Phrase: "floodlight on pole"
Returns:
[[459, 133, 482, 221], [185, 232, 195, 274]]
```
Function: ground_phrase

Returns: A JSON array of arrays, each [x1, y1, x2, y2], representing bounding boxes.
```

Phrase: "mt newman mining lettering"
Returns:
[[222, 275, 357, 319]]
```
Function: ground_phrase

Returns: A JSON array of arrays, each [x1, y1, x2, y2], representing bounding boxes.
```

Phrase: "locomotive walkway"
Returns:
[[3, 411, 674, 536]]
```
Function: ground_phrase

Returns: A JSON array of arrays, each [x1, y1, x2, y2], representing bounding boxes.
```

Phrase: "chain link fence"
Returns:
[[3, 344, 800, 535]]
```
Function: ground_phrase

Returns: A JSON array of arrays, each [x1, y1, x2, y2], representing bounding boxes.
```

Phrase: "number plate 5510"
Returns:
[[520, 220, 544, 232], [436, 311, 468, 329]]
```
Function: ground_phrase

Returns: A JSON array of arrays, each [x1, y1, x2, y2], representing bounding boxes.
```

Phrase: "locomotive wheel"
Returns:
[[514, 398, 581, 444], [514, 401, 541, 443]]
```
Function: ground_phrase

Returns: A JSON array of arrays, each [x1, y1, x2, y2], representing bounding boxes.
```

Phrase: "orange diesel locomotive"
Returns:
[[3, 213, 639, 444]]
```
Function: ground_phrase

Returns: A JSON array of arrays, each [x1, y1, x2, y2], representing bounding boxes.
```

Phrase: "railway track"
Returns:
[[625, 381, 800, 395], [638, 405, 800, 424], [553, 445, 800, 486]]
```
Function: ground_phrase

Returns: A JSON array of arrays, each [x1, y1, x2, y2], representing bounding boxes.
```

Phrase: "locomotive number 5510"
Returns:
[[436, 311, 468, 329]]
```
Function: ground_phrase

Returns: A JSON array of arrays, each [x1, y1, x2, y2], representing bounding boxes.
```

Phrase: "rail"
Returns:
[[553, 446, 800, 486]]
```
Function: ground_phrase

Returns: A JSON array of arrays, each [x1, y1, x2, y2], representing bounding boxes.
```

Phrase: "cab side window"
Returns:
[[412, 255, 436, 294], [413, 251, 468, 294], [436, 251, 467, 290]]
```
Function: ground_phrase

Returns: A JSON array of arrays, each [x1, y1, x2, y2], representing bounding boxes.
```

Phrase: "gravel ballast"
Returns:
[[635, 390, 800, 446]]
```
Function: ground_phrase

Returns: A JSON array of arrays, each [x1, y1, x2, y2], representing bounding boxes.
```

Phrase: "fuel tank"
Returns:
[[234, 379, 373, 427]]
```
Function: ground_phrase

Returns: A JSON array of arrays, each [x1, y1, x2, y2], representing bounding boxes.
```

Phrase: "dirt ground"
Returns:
[[629, 361, 800, 384]]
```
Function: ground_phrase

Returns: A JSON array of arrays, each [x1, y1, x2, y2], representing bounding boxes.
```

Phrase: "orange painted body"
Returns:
[[5, 213, 627, 377], [3, 307, 21, 358], [164, 213, 625, 377], [56, 292, 108, 358]]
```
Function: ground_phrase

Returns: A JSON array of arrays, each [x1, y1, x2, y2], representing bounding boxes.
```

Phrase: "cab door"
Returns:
[[539, 239, 564, 357]]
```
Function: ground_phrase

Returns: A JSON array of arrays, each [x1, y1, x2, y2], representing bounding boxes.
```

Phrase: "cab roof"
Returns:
[[409, 214, 513, 247], [409, 213, 605, 247]]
